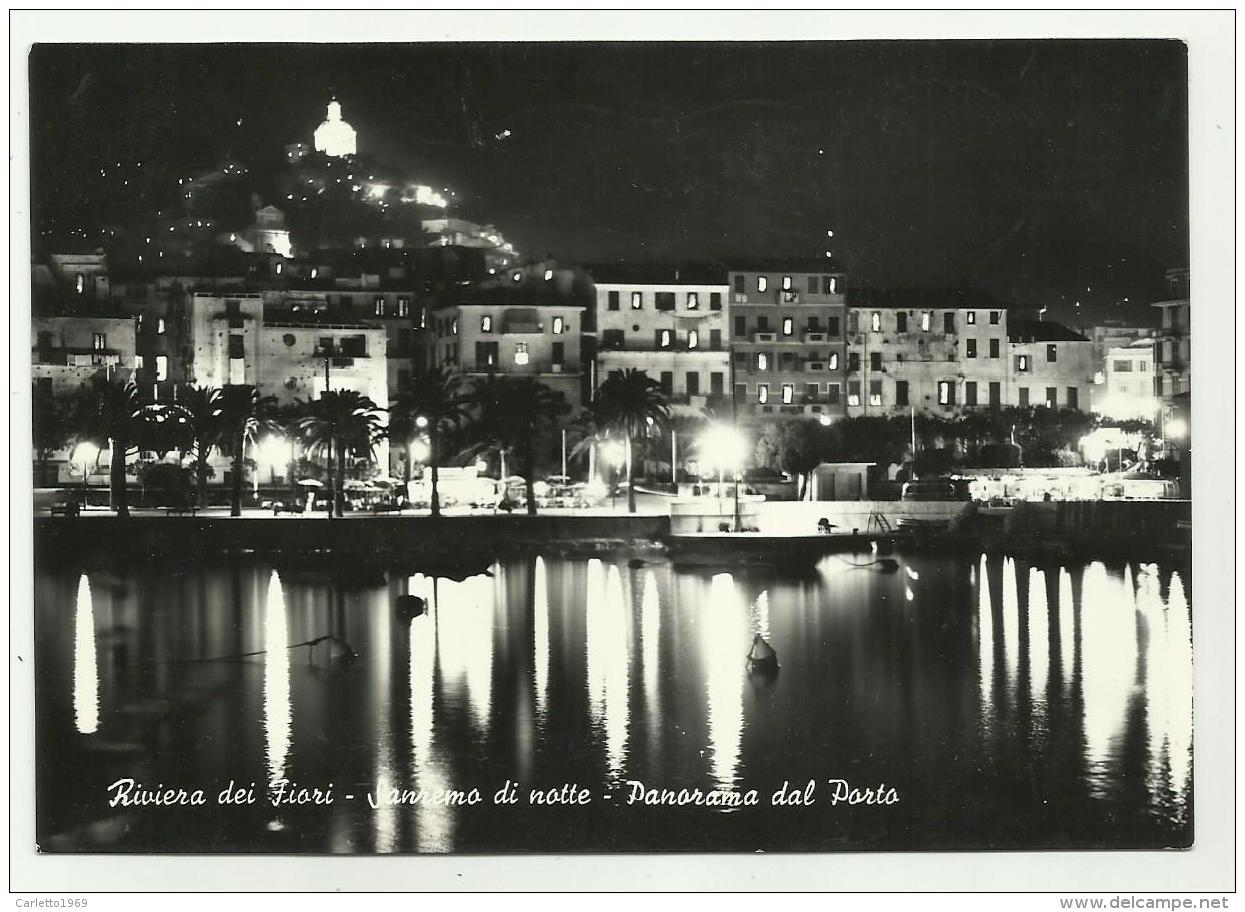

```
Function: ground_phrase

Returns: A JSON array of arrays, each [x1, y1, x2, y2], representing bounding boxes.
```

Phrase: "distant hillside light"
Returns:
[[544, 269, 554, 281]]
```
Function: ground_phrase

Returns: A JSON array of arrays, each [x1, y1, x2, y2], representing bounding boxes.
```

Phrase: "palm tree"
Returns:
[[72, 375, 143, 517], [467, 376, 570, 516], [390, 366, 471, 518], [172, 385, 224, 509], [295, 389, 386, 517], [590, 368, 671, 513], [217, 385, 280, 517]]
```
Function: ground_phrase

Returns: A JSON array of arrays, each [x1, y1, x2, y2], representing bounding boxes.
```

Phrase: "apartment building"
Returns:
[[1153, 267, 1190, 400], [423, 269, 589, 415], [1006, 319, 1093, 410], [727, 259, 848, 423], [844, 289, 1011, 416], [589, 263, 731, 415]]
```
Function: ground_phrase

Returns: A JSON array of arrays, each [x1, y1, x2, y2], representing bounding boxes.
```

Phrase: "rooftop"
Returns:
[[723, 257, 847, 275], [845, 285, 1012, 310], [585, 261, 726, 286], [1007, 319, 1089, 343]]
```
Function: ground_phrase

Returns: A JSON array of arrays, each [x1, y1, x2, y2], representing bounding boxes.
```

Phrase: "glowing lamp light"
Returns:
[[71, 442, 100, 475], [1166, 418, 1188, 440], [601, 441, 627, 469], [818, 414, 832, 427], [698, 425, 747, 475], [474, 460, 488, 473], [258, 436, 292, 472], [415, 416, 429, 429], [409, 438, 431, 463]]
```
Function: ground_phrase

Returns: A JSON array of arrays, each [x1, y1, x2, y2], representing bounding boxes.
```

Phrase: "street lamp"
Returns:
[[258, 436, 293, 488], [71, 442, 100, 504], [601, 440, 626, 510], [698, 424, 747, 531]]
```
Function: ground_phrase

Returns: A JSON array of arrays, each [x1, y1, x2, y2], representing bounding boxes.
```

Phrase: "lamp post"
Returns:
[[319, 342, 335, 519], [699, 424, 747, 532], [72, 442, 99, 506]]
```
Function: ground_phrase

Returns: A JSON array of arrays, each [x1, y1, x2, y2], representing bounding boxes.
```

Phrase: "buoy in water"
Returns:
[[395, 595, 426, 617], [746, 634, 779, 674]]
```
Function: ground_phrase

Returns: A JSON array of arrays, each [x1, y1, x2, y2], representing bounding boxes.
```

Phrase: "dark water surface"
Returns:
[[35, 549, 1192, 853]]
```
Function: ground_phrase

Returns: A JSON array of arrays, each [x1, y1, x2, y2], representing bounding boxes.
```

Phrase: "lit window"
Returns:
[[1018, 355, 1030, 372], [136, 314, 144, 329], [451, 319, 458, 335], [782, 317, 794, 336], [827, 276, 838, 294], [871, 312, 881, 332], [481, 315, 492, 333], [756, 352, 768, 371], [397, 298, 409, 317], [659, 330, 672, 349], [157, 318, 165, 334], [544, 269, 554, 281], [375, 298, 385, 316], [156, 355, 168, 382], [757, 276, 768, 293], [847, 385, 860, 407], [687, 292, 699, 309], [921, 311, 931, 331], [92, 333, 105, 350], [75, 275, 85, 294], [967, 311, 976, 325], [782, 275, 792, 291], [420, 310, 427, 329], [631, 292, 643, 310], [828, 352, 839, 370], [311, 268, 318, 279], [687, 330, 699, 350], [757, 384, 769, 404], [514, 342, 529, 365], [552, 316, 565, 334], [275, 263, 283, 275], [781, 383, 794, 404], [938, 382, 951, 405], [135, 355, 144, 370]]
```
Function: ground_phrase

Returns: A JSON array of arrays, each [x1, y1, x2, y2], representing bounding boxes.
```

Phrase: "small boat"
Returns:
[[394, 595, 427, 618], [746, 634, 779, 674]]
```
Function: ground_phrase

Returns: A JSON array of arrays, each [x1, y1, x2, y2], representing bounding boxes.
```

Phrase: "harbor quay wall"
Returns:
[[33, 514, 672, 565], [669, 500, 972, 535]]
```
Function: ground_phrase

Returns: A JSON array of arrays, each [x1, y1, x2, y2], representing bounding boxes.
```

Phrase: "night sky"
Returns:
[[29, 40, 1188, 325]]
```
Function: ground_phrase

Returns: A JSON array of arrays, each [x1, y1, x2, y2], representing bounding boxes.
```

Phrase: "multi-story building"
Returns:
[[1006, 319, 1093, 410], [32, 315, 137, 396], [588, 263, 731, 415], [844, 289, 1011, 415], [727, 259, 848, 423], [423, 268, 590, 416], [1153, 267, 1190, 400], [1098, 338, 1157, 420], [31, 252, 135, 396], [185, 292, 389, 410]]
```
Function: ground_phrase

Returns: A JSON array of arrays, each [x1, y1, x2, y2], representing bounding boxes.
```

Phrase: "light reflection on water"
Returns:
[[36, 552, 1192, 853]]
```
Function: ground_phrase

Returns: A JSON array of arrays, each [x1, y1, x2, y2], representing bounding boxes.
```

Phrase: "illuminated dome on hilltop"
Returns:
[[313, 97, 357, 158]]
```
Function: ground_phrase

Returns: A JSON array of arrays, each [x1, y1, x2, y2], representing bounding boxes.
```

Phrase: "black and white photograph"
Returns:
[[10, 9, 1235, 896]]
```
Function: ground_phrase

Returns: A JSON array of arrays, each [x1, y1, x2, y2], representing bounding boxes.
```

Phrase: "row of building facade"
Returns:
[[32, 248, 1191, 483]]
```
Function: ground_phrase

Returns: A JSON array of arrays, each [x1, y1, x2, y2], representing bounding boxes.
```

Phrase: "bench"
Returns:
[[163, 505, 199, 516]]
